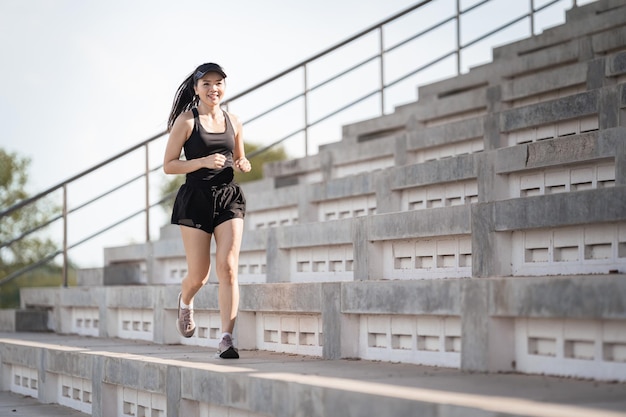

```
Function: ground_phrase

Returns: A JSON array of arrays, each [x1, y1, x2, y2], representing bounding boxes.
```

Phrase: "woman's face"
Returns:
[[194, 72, 225, 106]]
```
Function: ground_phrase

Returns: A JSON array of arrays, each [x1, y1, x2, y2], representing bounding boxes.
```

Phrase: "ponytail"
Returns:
[[167, 73, 198, 131]]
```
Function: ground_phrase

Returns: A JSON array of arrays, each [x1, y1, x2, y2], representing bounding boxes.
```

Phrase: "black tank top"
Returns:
[[184, 108, 235, 183]]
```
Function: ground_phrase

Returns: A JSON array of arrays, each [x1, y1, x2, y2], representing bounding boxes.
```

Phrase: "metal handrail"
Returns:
[[0, 0, 581, 288]]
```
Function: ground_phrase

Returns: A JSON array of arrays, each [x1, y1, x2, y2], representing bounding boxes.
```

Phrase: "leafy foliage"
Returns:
[[0, 264, 75, 309], [234, 142, 288, 184], [0, 148, 66, 308]]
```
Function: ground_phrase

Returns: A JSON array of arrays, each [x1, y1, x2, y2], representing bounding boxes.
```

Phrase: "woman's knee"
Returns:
[[216, 259, 238, 285], [184, 267, 211, 288]]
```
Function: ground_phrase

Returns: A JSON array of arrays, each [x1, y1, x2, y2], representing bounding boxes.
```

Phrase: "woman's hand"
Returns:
[[235, 157, 252, 173], [203, 153, 227, 169]]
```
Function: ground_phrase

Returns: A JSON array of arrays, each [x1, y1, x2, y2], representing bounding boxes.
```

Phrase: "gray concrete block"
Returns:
[[77, 267, 104, 286], [103, 264, 145, 285], [497, 40, 581, 78], [341, 108, 412, 141], [0, 309, 15, 332], [20, 287, 59, 309], [265, 227, 289, 283], [263, 153, 322, 179], [58, 287, 106, 308], [374, 169, 400, 215], [493, 144, 528, 174], [588, 58, 607, 91], [607, 51, 626, 76], [414, 86, 487, 122], [352, 217, 372, 281], [246, 376, 277, 416], [327, 134, 397, 164], [471, 202, 512, 278], [181, 367, 227, 405], [494, 187, 626, 231], [244, 184, 299, 212], [406, 117, 484, 150], [476, 152, 506, 204], [321, 282, 341, 359], [308, 172, 374, 202], [105, 286, 157, 309], [501, 62, 587, 102], [152, 236, 185, 258], [239, 283, 322, 313], [592, 25, 626, 55], [599, 85, 620, 129], [392, 154, 478, 188], [286, 383, 324, 417], [460, 279, 490, 372], [278, 219, 353, 247], [495, 128, 624, 174], [500, 90, 598, 132], [104, 243, 149, 265], [322, 388, 435, 417], [483, 113, 501, 151], [342, 280, 462, 315], [394, 132, 409, 166], [102, 355, 167, 393], [490, 275, 626, 319], [525, 132, 603, 169], [367, 206, 472, 241], [45, 347, 93, 379], [240, 228, 270, 252], [166, 365, 181, 417], [418, 68, 491, 101]]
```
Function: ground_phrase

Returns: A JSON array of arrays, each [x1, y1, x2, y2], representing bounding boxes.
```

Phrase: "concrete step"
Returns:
[[1, 333, 625, 417], [0, 391, 89, 417]]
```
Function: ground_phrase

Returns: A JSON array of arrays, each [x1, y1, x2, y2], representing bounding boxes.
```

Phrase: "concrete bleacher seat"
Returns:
[[3, 0, 626, 415]]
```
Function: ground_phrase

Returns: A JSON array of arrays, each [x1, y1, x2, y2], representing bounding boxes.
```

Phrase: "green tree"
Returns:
[[234, 142, 288, 183], [0, 148, 64, 308], [160, 142, 288, 214]]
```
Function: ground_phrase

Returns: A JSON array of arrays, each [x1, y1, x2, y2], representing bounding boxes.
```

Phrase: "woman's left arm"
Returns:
[[231, 113, 251, 173]]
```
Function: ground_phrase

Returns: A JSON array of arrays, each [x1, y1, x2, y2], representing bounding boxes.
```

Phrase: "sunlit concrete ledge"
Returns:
[[1, 333, 626, 417]]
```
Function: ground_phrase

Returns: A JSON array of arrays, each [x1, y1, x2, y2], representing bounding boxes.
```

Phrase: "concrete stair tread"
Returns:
[[0, 391, 89, 417], [2, 332, 626, 417]]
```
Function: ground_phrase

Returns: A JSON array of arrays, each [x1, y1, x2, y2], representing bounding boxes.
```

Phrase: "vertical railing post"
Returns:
[[379, 26, 385, 115], [530, 0, 535, 36], [62, 184, 68, 287], [455, 0, 461, 75], [303, 64, 310, 157], [144, 144, 151, 243]]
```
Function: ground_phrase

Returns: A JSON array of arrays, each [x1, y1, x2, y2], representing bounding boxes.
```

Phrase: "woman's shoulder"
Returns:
[[224, 110, 242, 128], [178, 109, 196, 122], [169, 109, 195, 139], [173, 109, 196, 128]]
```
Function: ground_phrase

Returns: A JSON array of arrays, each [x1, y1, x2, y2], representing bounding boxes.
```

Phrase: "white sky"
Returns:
[[0, 0, 420, 192]]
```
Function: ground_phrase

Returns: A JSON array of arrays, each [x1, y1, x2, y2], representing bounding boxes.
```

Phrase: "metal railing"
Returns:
[[0, 0, 584, 287]]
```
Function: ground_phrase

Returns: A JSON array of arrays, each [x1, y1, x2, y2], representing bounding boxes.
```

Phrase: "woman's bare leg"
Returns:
[[213, 218, 244, 334], [180, 226, 212, 305]]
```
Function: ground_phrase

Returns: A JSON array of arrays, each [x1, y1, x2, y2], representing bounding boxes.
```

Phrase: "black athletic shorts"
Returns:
[[171, 176, 246, 234]]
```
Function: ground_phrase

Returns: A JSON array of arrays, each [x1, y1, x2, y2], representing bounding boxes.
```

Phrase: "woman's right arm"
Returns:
[[163, 112, 195, 175]]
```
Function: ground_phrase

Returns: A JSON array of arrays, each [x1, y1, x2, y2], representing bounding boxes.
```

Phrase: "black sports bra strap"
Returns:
[[191, 107, 200, 132]]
